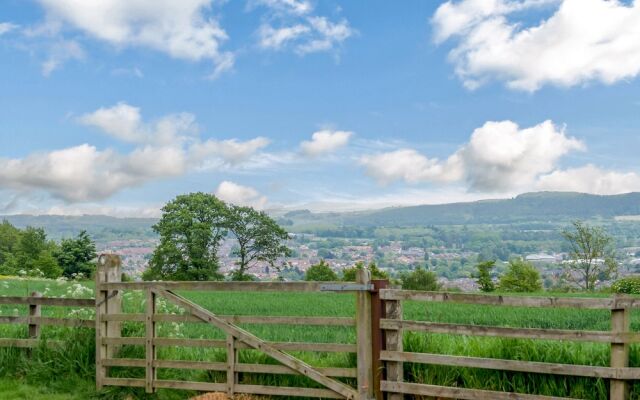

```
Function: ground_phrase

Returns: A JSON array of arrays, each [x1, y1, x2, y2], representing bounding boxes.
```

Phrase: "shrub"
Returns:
[[499, 259, 542, 292], [305, 260, 338, 281], [342, 261, 389, 281], [399, 267, 440, 291], [612, 276, 640, 294]]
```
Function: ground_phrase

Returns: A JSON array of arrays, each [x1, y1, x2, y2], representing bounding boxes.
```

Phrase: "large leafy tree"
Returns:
[[305, 260, 338, 281], [475, 260, 496, 292], [499, 259, 542, 293], [145, 193, 227, 281], [225, 205, 291, 281], [561, 221, 617, 291], [55, 230, 97, 278], [399, 267, 440, 291]]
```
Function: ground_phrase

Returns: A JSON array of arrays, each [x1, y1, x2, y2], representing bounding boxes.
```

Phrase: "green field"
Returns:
[[2, 278, 640, 399]]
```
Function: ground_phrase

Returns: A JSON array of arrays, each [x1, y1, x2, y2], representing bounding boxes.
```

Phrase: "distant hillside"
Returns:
[[336, 192, 640, 227]]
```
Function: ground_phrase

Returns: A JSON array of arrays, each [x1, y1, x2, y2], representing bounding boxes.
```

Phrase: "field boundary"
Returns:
[[3, 253, 640, 399]]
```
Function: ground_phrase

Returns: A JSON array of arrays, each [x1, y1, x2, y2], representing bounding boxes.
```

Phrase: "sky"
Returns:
[[1, 0, 640, 217]]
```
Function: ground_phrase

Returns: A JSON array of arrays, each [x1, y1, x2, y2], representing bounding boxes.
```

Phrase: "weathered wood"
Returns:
[[381, 381, 574, 400], [227, 334, 237, 396], [28, 292, 42, 341], [379, 289, 626, 309], [152, 337, 225, 348], [145, 289, 156, 393], [0, 296, 94, 307], [235, 363, 358, 378], [235, 341, 357, 352], [370, 280, 387, 400], [102, 313, 355, 326], [611, 304, 630, 400], [0, 338, 63, 348], [142, 336, 356, 352], [382, 319, 620, 343], [153, 380, 226, 392], [381, 351, 625, 379], [101, 337, 146, 346], [95, 253, 122, 391], [155, 359, 226, 370], [236, 383, 345, 399], [356, 268, 373, 400], [102, 358, 146, 368], [0, 315, 93, 328], [102, 378, 145, 388], [100, 281, 347, 292], [384, 299, 403, 400], [155, 288, 358, 400]]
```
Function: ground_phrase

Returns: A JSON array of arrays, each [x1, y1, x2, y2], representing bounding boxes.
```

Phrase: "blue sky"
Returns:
[[1, 0, 640, 216]]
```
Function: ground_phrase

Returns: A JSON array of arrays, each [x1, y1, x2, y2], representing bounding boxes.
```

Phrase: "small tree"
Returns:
[[499, 259, 542, 293], [342, 261, 388, 281], [399, 267, 440, 291], [561, 221, 616, 291], [475, 260, 496, 292], [55, 230, 96, 279], [305, 260, 338, 281], [225, 205, 291, 281]]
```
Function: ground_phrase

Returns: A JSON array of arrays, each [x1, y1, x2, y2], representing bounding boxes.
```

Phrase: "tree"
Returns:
[[305, 260, 338, 281], [144, 193, 227, 281], [342, 261, 389, 281], [399, 267, 440, 291], [498, 259, 542, 293], [475, 260, 496, 292], [561, 221, 616, 291], [56, 230, 97, 278], [225, 205, 291, 281]]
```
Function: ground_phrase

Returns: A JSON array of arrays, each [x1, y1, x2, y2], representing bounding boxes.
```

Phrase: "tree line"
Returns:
[[0, 220, 97, 279]]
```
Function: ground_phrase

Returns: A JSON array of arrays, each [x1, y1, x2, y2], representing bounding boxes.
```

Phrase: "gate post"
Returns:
[[371, 280, 388, 400], [610, 295, 630, 400], [95, 254, 122, 390], [384, 296, 403, 400], [356, 268, 374, 400], [28, 291, 42, 340]]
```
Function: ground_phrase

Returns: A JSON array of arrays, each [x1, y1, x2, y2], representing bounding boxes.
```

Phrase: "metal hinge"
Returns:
[[320, 283, 374, 292]]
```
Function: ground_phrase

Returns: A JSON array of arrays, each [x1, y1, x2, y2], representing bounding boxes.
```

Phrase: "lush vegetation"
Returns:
[[3, 278, 640, 399]]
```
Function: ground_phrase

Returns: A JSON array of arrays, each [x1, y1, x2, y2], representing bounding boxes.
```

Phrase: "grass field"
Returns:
[[2, 278, 640, 399]]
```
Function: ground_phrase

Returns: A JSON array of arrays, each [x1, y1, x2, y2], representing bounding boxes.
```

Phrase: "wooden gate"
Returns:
[[95, 255, 374, 399]]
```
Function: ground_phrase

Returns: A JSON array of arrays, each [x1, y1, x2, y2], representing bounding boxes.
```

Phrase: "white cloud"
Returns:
[[300, 130, 353, 157], [0, 103, 271, 202], [36, 0, 234, 76], [0, 22, 18, 35], [215, 181, 268, 209], [41, 39, 85, 76], [432, 0, 640, 91], [254, 1, 354, 54], [536, 165, 640, 194], [361, 120, 584, 192]]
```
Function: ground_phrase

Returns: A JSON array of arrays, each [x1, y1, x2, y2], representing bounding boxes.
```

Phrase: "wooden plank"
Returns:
[[381, 319, 619, 343], [100, 281, 336, 292], [0, 316, 28, 324], [235, 341, 356, 352], [379, 289, 623, 310], [154, 359, 226, 371], [28, 292, 41, 341], [95, 253, 121, 391], [102, 313, 145, 322], [356, 268, 374, 400], [381, 351, 621, 379], [102, 358, 146, 367], [145, 289, 156, 393], [149, 313, 355, 326], [381, 381, 576, 400], [610, 305, 630, 400], [370, 279, 388, 400], [384, 299, 403, 400], [102, 377, 145, 388], [156, 288, 358, 400], [0, 296, 94, 307], [227, 335, 236, 396], [153, 380, 226, 392], [0, 338, 63, 348], [236, 383, 345, 399], [152, 337, 226, 348], [102, 337, 146, 346], [0, 316, 93, 328], [236, 363, 357, 378]]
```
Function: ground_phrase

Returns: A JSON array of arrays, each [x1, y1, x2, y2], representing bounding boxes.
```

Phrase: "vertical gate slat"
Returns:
[[227, 335, 237, 396], [146, 288, 156, 393], [610, 296, 630, 400], [356, 269, 374, 400], [384, 298, 403, 400]]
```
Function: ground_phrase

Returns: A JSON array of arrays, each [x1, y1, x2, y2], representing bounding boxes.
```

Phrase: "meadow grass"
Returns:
[[2, 278, 640, 399]]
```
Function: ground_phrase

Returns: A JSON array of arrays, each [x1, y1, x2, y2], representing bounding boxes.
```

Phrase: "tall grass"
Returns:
[[2, 278, 640, 399]]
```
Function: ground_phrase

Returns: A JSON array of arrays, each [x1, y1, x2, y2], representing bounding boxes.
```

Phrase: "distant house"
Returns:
[[525, 253, 559, 265]]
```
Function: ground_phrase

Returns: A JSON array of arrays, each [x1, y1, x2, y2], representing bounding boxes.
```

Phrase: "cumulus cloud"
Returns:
[[254, 0, 354, 54], [300, 130, 353, 157], [0, 103, 270, 202], [361, 120, 585, 192], [35, 0, 234, 76], [432, 0, 640, 91], [536, 165, 640, 194], [0, 22, 18, 35], [41, 39, 85, 76], [215, 181, 268, 209]]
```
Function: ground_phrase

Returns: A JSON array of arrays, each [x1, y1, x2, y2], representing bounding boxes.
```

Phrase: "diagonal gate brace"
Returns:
[[155, 289, 358, 400]]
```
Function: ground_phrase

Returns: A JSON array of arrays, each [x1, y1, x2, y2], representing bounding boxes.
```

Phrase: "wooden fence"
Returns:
[[2, 254, 640, 399]]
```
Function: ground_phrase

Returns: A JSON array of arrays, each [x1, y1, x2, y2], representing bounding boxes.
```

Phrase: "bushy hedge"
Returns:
[[611, 276, 640, 294]]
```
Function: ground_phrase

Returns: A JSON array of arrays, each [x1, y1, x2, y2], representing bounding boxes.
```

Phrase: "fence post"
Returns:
[[28, 291, 42, 340], [356, 268, 374, 400], [384, 296, 403, 400], [226, 334, 237, 396], [95, 254, 122, 390], [371, 280, 388, 400], [145, 288, 156, 393], [610, 295, 630, 400]]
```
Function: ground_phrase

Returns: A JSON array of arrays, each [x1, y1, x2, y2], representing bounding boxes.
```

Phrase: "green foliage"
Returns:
[[304, 260, 338, 281], [499, 259, 542, 292], [611, 277, 640, 294], [55, 231, 96, 279], [225, 205, 291, 281], [475, 260, 496, 292], [399, 267, 440, 291], [145, 193, 228, 281], [561, 220, 616, 290], [341, 261, 389, 281]]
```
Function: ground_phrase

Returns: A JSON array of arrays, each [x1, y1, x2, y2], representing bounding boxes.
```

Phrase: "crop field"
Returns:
[[2, 278, 640, 399]]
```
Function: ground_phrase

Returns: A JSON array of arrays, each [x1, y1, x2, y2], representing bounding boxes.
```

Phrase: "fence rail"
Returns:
[[2, 254, 640, 399]]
